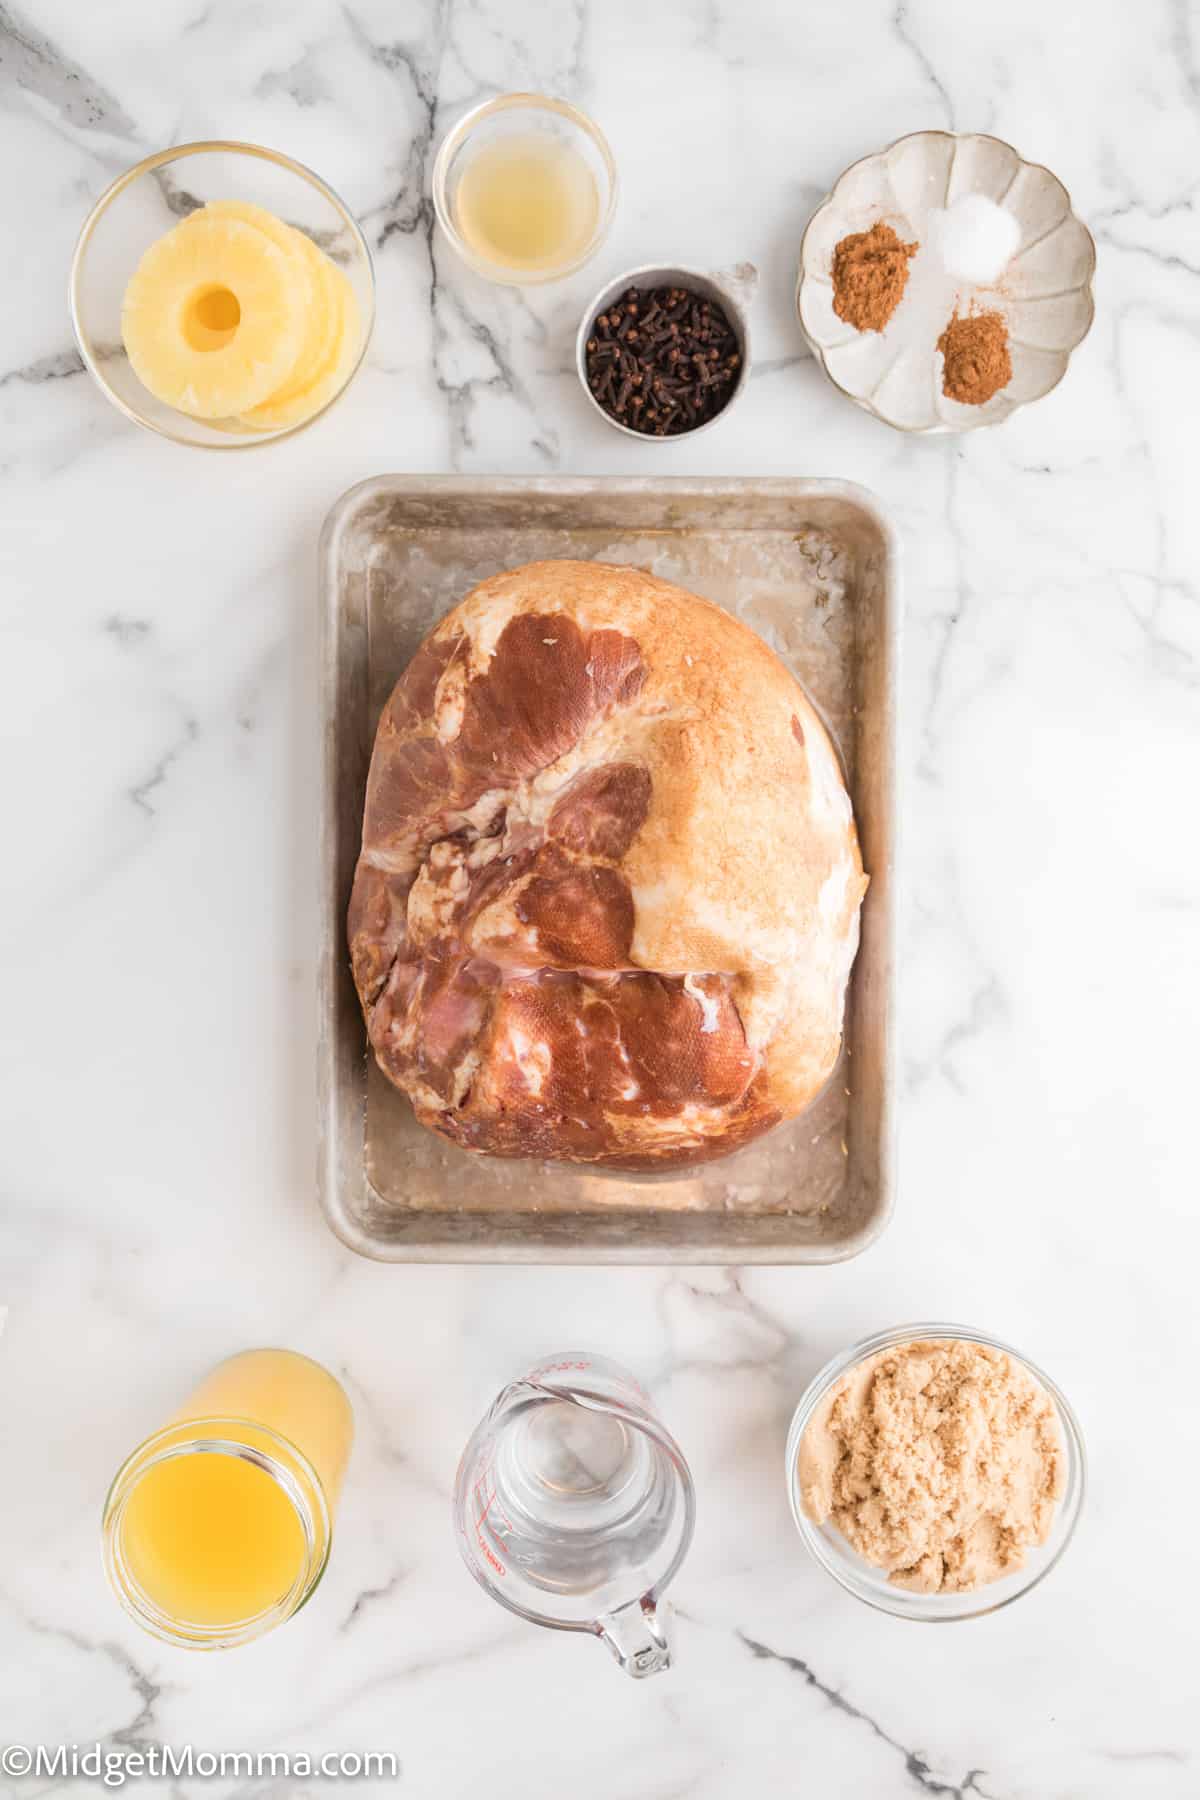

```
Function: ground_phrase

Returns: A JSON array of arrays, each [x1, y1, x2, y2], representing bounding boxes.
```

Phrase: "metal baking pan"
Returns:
[[318, 476, 898, 1263]]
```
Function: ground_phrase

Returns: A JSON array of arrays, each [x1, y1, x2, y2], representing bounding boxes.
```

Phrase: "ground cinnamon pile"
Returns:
[[937, 309, 1012, 405], [830, 221, 917, 332]]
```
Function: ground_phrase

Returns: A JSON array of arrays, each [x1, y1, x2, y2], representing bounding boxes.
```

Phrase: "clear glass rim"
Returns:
[[68, 138, 376, 450], [431, 92, 619, 286], [452, 1373, 696, 1637], [784, 1320, 1087, 1622], [102, 1415, 332, 1649]]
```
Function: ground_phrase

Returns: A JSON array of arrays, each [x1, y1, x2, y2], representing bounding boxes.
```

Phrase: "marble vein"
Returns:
[[0, 3, 137, 136], [1169, 0, 1200, 104], [103, 614, 153, 646], [739, 1633, 991, 1799], [915, 449, 971, 784], [906, 971, 1005, 1097], [339, 1566, 410, 1632], [891, 2, 954, 128], [0, 348, 85, 389], [1100, 1747, 1189, 1764], [1, 1595, 168, 1752], [128, 716, 200, 817], [657, 1269, 790, 1373]]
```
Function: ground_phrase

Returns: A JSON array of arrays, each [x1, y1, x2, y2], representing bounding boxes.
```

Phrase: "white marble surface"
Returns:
[[2, 1, 1199, 1794]]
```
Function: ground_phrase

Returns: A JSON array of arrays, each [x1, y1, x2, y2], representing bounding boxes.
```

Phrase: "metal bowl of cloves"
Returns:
[[575, 263, 753, 440]]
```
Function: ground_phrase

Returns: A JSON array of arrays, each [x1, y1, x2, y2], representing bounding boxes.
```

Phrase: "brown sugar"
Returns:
[[830, 221, 917, 333], [798, 1339, 1065, 1593], [937, 309, 1012, 405]]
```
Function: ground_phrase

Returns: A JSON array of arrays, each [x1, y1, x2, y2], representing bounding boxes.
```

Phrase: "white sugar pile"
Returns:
[[929, 194, 1020, 285]]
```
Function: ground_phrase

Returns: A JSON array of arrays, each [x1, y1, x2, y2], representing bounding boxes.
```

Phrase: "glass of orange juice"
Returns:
[[102, 1349, 353, 1649]]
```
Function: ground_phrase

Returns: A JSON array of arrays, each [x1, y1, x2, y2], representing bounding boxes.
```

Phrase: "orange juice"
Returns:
[[168, 1348, 354, 1508], [118, 1452, 306, 1627], [103, 1350, 353, 1648]]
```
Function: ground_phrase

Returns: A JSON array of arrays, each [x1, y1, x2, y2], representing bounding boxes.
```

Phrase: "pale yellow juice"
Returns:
[[107, 1350, 354, 1641], [453, 133, 599, 272]]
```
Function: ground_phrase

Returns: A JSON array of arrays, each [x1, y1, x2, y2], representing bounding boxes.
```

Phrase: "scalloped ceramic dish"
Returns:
[[797, 131, 1095, 433]]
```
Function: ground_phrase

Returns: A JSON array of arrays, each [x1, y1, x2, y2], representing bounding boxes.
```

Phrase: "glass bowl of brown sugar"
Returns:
[[796, 131, 1095, 434], [785, 1322, 1087, 1621]]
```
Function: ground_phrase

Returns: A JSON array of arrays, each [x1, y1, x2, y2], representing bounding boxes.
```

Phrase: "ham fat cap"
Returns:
[[348, 560, 867, 1170]]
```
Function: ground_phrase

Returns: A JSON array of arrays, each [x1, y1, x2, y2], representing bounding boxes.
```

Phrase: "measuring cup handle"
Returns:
[[597, 1596, 673, 1678]]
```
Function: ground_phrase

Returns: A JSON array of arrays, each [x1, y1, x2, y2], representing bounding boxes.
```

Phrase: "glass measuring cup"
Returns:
[[453, 1353, 695, 1677]]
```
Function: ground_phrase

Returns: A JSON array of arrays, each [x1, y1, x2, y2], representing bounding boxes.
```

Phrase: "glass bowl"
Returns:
[[432, 93, 617, 285], [785, 1321, 1086, 1621], [69, 141, 375, 449], [796, 131, 1096, 433]]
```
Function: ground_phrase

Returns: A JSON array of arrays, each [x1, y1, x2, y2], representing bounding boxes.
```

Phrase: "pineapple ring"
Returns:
[[122, 211, 306, 419], [202, 202, 330, 398], [239, 265, 362, 431]]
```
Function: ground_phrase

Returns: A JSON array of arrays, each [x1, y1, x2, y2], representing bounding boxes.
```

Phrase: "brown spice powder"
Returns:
[[937, 309, 1012, 405], [830, 221, 917, 333]]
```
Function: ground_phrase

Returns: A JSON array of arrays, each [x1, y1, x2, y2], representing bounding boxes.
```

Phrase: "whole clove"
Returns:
[[584, 284, 742, 435]]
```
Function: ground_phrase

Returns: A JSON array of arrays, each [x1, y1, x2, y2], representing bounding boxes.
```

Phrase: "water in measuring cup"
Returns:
[[477, 1393, 679, 1618]]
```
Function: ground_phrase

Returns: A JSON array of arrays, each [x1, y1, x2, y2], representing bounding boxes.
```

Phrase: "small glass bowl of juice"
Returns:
[[70, 141, 375, 448], [432, 93, 618, 285], [102, 1349, 354, 1649]]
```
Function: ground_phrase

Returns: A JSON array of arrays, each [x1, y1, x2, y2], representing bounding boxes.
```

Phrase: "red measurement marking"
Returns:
[[474, 1522, 507, 1577], [473, 1472, 513, 1532], [471, 1471, 511, 1575]]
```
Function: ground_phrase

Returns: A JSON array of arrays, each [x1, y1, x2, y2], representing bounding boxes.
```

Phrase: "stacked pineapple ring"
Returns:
[[122, 200, 361, 431]]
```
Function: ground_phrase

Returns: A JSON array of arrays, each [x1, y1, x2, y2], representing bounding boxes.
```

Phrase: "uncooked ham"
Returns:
[[348, 560, 866, 1170]]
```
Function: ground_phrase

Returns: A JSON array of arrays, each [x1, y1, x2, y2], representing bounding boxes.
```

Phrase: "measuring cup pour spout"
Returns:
[[598, 1595, 673, 1678]]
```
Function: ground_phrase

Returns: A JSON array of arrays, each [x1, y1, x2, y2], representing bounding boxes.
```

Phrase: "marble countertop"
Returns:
[[3, 1, 1199, 1795]]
